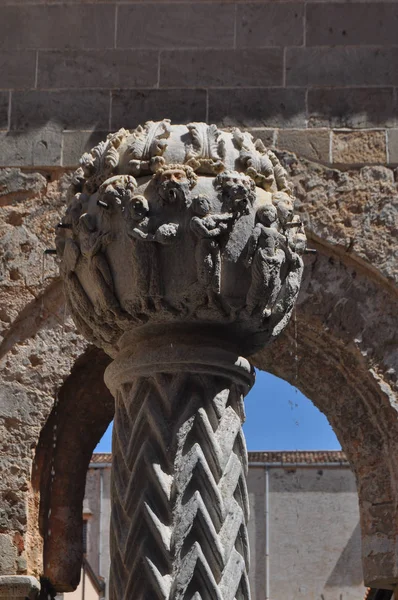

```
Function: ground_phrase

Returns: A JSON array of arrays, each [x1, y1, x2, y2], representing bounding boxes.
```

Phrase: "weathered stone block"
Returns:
[[208, 88, 306, 128], [236, 3, 304, 47], [307, 3, 398, 46], [308, 88, 397, 129], [277, 129, 331, 163], [286, 47, 398, 86], [0, 168, 46, 201], [387, 129, 398, 164], [0, 94, 8, 131], [0, 576, 40, 599], [0, 535, 17, 575], [111, 89, 207, 131], [10, 91, 110, 131], [332, 131, 387, 165], [160, 49, 283, 88], [0, 52, 36, 89], [117, 3, 235, 49], [62, 130, 109, 167], [0, 128, 62, 167], [247, 128, 275, 148], [38, 50, 159, 89], [0, 5, 114, 50]]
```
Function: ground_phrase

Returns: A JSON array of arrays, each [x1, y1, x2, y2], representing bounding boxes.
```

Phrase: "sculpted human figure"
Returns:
[[190, 195, 232, 304], [78, 212, 121, 319], [244, 204, 286, 319]]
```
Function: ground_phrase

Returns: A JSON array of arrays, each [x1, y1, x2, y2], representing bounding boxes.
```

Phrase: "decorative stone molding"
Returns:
[[0, 576, 40, 600], [56, 121, 306, 599]]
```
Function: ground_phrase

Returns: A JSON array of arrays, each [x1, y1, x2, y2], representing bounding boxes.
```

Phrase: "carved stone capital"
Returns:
[[57, 121, 306, 358]]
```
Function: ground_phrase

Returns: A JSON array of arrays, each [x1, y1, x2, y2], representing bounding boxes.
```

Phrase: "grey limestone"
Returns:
[[38, 50, 159, 90], [247, 129, 275, 148], [236, 3, 304, 48], [0, 95, 8, 131], [306, 3, 398, 46], [10, 91, 110, 131], [286, 47, 398, 87], [160, 49, 283, 88], [208, 88, 306, 128], [276, 129, 331, 163], [0, 52, 36, 90], [62, 130, 109, 168], [0, 128, 62, 167], [387, 129, 398, 164], [117, 3, 235, 49], [0, 5, 115, 50], [111, 89, 207, 130], [308, 88, 397, 129]]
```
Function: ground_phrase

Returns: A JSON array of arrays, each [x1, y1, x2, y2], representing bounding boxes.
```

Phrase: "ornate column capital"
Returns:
[[56, 121, 306, 359]]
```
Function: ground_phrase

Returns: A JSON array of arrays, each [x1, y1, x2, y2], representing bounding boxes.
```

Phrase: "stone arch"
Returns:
[[31, 346, 113, 592], [254, 247, 398, 589]]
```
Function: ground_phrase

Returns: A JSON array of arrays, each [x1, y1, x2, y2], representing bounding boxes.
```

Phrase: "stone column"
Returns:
[[57, 121, 306, 599], [105, 333, 254, 599]]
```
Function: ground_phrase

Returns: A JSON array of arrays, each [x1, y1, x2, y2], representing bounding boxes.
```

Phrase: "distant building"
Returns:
[[63, 451, 366, 600]]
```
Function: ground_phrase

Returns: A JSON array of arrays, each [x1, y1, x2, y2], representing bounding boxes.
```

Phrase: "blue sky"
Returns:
[[95, 370, 340, 453]]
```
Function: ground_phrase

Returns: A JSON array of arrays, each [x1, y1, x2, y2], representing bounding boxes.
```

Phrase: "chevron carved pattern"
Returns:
[[110, 372, 251, 600]]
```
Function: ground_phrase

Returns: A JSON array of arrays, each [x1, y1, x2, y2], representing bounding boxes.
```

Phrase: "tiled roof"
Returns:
[[248, 451, 348, 465], [91, 453, 112, 464], [91, 451, 348, 466]]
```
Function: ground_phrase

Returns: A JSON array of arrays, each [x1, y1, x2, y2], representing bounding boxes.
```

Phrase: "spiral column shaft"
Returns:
[[106, 345, 254, 600]]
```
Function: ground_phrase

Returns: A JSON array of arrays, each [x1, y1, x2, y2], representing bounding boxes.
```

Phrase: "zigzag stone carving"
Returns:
[[57, 121, 306, 599]]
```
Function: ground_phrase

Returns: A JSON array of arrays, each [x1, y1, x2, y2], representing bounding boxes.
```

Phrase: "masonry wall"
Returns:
[[248, 466, 364, 600], [75, 463, 364, 600], [1, 0, 398, 168]]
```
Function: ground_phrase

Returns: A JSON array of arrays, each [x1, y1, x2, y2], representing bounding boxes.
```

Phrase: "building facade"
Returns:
[[63, 451, 365, 600]]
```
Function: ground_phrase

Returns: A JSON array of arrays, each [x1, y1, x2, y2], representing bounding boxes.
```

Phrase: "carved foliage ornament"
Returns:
[[57, 121, 306, 356]]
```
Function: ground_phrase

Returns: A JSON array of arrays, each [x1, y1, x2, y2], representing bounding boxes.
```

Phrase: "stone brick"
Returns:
[[387, 129, 398, 164], [160, 49, 283, 88], [307, 3, 398, 46], [10, 91, 110, 131], [0, 94, 8, 131], [332, 131, 387, 165], [0, 127, 62, 167], [236, 3, 304, 47], [111, 89, 207, 131], [62, 130, 109, 168], [0, 5, 114, 50], [0, 52, 36, 89], [308, 88, 397, 129], [247, 129, 275, 149], [208, 88, 306, 128], [0, 535, 17, 575], [117, 4, 235, 49], [38, 50, 158, 89], [286, 48, 398, 87], [277, 129, 331, 163]]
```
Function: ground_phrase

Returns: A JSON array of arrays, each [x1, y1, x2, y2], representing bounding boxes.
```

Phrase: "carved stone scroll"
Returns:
[[57, 121, 306, 599]]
